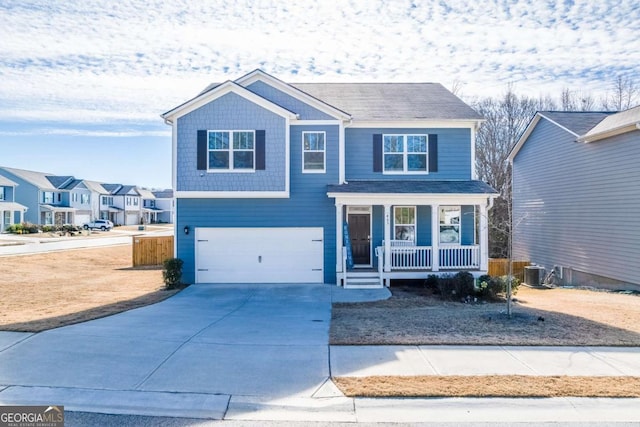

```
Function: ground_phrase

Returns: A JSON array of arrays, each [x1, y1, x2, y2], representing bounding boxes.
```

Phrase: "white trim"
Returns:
[[291, 120, 343, 125], [346, 120, 481, 129], [509, 112, 580, 162], [578, 123, 640, 143], [339, 120, 345, 183], [471, 123, 478, 180], [175, 190, 289, 199], [302, 131, 326, 174], [235, 70, 352, 120], [161, 80, 298, 123]]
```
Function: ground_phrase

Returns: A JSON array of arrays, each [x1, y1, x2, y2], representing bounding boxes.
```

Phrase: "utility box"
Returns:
[[524, 266, 545, 286]]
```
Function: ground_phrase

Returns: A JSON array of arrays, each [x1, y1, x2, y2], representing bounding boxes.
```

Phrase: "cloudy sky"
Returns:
[[1, 0, 638, 188]]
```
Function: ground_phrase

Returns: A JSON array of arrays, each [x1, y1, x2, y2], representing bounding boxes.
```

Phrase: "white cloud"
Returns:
[[0, 0, 639, 131]]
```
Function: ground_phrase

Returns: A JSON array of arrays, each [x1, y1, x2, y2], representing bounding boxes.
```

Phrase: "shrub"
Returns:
[[162, 258, 184, 289], [424, 274, 440, 291], [22, 222, 39, 234], [476, 274, 521, 300], [41, 225, 53, 233]]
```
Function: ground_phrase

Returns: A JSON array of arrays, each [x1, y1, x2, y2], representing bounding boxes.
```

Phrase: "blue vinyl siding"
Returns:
[[345, 128, 472, 180], [177, 124, 340, 284], [176, 92, 287, 192], [246, 81, 335, 120], [177, 197, 336, 284], [461, 205, 475, 245], [0, 170, 40, 224], [417, 206, 432, 246]]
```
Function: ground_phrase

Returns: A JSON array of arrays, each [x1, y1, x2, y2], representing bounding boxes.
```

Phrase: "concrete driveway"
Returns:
[[0, 283, 357, 420]]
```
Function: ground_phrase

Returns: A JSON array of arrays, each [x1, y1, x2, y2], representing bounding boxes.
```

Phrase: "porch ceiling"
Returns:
[[40, 204, 76, 212]]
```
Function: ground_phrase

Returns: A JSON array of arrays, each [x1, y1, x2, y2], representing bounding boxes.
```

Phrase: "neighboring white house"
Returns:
[[138, 188, 165, 224], [101, 184, 142, 225]]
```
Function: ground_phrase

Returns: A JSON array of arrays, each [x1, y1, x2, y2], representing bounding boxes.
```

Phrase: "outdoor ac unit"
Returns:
[[524, 266, 545, 286]]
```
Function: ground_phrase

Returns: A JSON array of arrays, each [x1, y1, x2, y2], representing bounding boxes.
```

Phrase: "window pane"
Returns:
[[209, 132, 228, 150], [304, 132, 325, 151], [384, 154, 404, 171], [233, 132, 254, 149], [440, 206, 461, 225], [407, 154, 427, 171], [233, 151, 254, 169], [304, 152, 324, 170], [440, 225, 460, 243], [407, 135, 427, 152], [395, 226, 415, 241], [209, 151, 229, 169], [384, 135, 404, 153]]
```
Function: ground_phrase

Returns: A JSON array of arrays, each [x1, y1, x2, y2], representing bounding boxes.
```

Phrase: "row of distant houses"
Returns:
[[0, 166, 173, 231]]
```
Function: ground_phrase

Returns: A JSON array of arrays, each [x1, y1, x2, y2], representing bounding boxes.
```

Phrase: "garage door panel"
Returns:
[[195, 227, 323, 283]]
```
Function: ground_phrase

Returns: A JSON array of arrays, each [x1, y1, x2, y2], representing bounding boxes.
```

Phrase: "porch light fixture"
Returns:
[[184, 225, 190, 235]]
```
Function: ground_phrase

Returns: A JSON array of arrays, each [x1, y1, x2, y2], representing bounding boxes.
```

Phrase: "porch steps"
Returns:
[[343, 272, 383, 289]]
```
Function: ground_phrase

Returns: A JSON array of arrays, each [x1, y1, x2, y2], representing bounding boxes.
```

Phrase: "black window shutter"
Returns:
[[197, 130, 207, 170], [428, 134, 438, 172], [373, 134, 382, 172], [255, 130, 266, 170]]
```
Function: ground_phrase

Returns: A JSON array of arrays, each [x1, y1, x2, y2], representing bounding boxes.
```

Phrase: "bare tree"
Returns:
[[602, 75, 639, 110], [473, 85, 540, 258]]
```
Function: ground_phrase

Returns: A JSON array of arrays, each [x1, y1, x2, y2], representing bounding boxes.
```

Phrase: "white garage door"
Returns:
[[195, 227, 324, 283]]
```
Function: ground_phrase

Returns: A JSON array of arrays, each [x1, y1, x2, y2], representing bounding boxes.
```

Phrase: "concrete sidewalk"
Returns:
[[0, 284, 639, 423]]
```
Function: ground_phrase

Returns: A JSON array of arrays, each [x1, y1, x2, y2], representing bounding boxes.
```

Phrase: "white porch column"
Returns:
[[335, 202, 344, 285], [383, 204, 391, 273], [479, 202, 489, 271], [431, 204, 439, 272]]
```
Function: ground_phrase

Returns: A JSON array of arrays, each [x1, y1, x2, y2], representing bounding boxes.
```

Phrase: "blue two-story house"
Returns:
[[0, 175, 27, 232], [161, 70, 497, 287]]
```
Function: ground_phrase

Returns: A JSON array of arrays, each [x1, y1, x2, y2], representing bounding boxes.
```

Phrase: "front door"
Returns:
[[348, 213, 371, 265]]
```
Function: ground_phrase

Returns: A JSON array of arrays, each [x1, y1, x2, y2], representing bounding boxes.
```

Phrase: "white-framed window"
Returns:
[[439, 206, 461, 244], [302, 131, 326, 173], [394, 206, 416, 242], [383, 134, 428, 173], [72, 193, 78, 202], [0, 187, 5, 201], [126, 197, 131, 206], [81, 194, 90, 204], [43, 192, 54, 204], [208, 130, 255, 171], [102, 196, 113, 205], [133, 198, 139, 206]]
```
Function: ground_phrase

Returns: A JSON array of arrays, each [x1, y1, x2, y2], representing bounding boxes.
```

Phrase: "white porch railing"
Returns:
[[375, 244, 480, 271], [439, 245, 480, 269]]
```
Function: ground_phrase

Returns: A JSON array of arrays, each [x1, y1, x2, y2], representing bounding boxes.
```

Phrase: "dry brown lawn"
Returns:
[[0, 245, 180, 332], [334, 375, 640, 398], [331, 286, 640, 346]]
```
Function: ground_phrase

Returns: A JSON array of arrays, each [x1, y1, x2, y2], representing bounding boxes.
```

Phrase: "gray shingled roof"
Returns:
[[327, 180, 498, 194], [0, 167, 57, 190], [540, 111, 613, 135], [46, 176, 74, 188], [292, 83, 482, 121], [0, 175, 18, 187], [152, 189, 173, 198]]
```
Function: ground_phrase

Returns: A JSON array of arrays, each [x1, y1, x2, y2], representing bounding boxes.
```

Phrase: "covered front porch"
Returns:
[[327, 181, 498, 288]]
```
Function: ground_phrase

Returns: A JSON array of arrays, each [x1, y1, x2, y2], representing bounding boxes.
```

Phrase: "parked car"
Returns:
[[83, 219, 113, 231]]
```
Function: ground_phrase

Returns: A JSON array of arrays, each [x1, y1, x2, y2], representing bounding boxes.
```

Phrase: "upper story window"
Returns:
[[0, 187, 5, 201], [43, 192, 54, 204], [72, 193, 78, 202], [81, 194, 90, 204], [383, 134, 428, 174], [302, 131, 326, 173], [208, 130, 255, 171], [102, 196, 113, 205], [439, 206, 461, 244]]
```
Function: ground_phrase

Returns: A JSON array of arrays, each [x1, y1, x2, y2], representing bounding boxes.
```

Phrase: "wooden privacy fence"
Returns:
[[488, 259, 530, 282], [132, 235, 174, 267]]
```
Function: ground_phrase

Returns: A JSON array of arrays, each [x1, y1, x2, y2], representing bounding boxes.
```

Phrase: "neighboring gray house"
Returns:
[[0, 167, 76, 225], [60, 179, 93, 225], [151, 189, 173, 223], [0, 175, 27, 231], [509, 107, 640, 290]]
